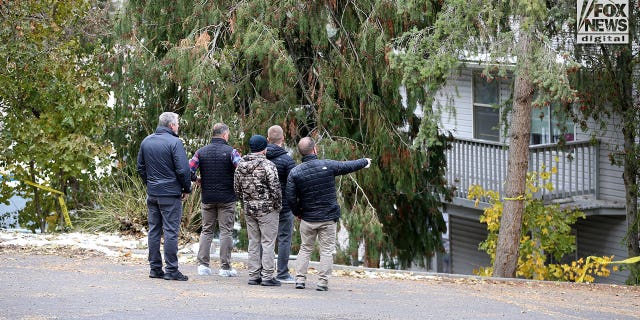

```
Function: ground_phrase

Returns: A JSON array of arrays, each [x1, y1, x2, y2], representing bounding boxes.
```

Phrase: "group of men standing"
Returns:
[[137, 112, 370, 291]]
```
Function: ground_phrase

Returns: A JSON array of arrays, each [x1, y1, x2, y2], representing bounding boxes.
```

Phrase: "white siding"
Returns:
[[438, 67, 626, 201], [435, 69, 474, 138], [439, 67, 629, 285], [575, 115, 625, 200], [576, 215, 630, 284], [435, 68, 512, 143], [447, 206, 491, 275]]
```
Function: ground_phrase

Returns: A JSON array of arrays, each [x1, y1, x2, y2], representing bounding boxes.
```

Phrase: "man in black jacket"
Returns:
[[266, 125, 296, 283], [137, 112, 192, 281], [286, 137, 371, 291], [189, 123, 242, 277]]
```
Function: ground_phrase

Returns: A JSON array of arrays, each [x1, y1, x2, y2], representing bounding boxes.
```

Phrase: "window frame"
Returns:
[[472, 71, 502, 142]]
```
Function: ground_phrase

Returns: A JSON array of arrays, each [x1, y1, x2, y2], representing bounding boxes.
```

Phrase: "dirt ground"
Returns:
[[1, 244, 639, 320]]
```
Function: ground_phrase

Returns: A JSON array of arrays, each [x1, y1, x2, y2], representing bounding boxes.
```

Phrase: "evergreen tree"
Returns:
[[109, 0, 451, 267]]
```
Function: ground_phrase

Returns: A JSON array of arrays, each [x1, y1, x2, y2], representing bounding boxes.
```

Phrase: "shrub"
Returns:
[[469, 165, 615, 283]]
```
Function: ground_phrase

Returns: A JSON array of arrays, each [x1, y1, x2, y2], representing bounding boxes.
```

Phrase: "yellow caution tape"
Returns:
[[503, 195, 526, 201], [577, 255, 640, 283], [609, 256, 640, 265], [23, 180, 72, 228]]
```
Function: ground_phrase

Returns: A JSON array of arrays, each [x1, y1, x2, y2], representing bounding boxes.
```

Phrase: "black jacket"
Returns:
[[192, 138, 237, 204], [286, 154, 368, 222], [266, 143, 296, 213], [137, 126, 192, 197]]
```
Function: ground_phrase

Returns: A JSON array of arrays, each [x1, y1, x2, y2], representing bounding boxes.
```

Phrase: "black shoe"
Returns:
[[260, 278, 281, 286], [248, 278, 262, 285], [149, 269, 165, 279], [163, 270, 188, 281], [295, 283, 305, 289], [316, 285, 328, 291]]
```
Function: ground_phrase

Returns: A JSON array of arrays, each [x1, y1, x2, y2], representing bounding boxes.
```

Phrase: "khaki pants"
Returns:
[[197, 202, 236, 270], [246, 210, 279, 280], [295, 220, 336, 288]]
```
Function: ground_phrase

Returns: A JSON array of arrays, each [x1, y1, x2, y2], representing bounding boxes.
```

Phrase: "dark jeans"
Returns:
[[276, 210, 293, 279], [147, 195, 183, 273]]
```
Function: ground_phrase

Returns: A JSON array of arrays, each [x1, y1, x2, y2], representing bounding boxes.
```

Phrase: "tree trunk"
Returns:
[[29, 160, 45, 233], [603, 39, 639, 284], [623, 122, 640, 284], [493, 31, 534, 278], [618, 46, 640, 284]]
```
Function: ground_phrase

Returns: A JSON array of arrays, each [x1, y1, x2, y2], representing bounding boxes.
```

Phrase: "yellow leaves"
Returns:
[[543, 182, 554, 191], [539, 171, 551, 180], [470, 166, 617, 283], [548, 256, 614, 283]]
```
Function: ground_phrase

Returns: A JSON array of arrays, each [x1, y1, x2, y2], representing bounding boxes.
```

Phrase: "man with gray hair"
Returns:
[[137, 112, 192, 281], [189, 123, 242, 277]]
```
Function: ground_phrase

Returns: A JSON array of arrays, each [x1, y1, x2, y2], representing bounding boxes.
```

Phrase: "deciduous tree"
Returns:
[[0, 0, 113, 232]]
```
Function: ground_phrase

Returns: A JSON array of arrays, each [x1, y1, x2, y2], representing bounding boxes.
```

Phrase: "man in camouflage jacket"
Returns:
[[234, 135, 282, 286]]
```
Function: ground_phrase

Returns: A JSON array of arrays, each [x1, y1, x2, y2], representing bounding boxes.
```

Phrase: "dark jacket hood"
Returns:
[[266, 144, 289, 160]]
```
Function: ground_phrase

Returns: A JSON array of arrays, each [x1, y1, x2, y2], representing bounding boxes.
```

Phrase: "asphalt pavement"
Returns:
[[1, 248, 639, 320]]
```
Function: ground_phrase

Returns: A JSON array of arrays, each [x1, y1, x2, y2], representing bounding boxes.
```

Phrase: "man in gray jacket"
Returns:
[[137, 112, 192, 281]]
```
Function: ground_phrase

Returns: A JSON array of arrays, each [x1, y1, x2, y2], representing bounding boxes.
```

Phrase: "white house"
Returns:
[[434, 65, 629, 284]]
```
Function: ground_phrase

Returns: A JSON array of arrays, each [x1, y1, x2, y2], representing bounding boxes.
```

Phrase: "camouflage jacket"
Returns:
[[234, 153, 282, 217]]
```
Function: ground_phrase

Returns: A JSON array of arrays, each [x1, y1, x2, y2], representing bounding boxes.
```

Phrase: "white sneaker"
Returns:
[[218, 268, 238, 277], [197, 265, 212, 275]]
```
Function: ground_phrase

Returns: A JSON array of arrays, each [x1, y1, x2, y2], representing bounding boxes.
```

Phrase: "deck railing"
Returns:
[[445, 138, 598, 204]]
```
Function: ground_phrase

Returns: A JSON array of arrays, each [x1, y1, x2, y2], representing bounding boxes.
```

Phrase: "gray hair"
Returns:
[[158, 112, 179, 127], [212, 123, 229, 137]]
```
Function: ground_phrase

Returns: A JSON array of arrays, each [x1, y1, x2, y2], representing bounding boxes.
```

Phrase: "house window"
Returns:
[[473, 72, 500, 141], [530, 105, 575, 145], [473, 71, 575, 145]]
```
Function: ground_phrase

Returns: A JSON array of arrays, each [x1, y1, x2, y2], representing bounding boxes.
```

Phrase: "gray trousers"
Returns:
[[246, 210, 279, 281], [147, 195, 183, 273], [197, 202, 235, 270], [276, 211, 294, 279], [295, 220, 336, 287]]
